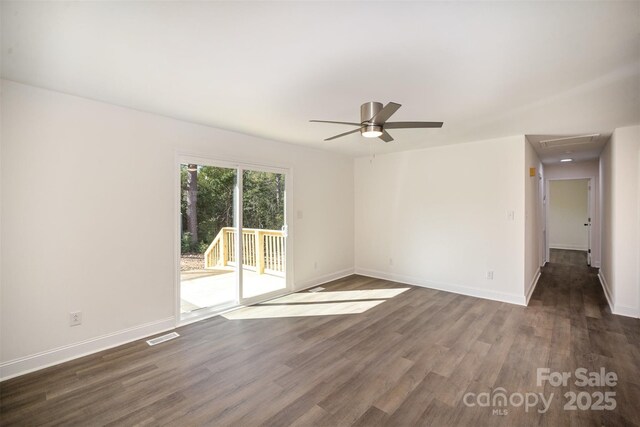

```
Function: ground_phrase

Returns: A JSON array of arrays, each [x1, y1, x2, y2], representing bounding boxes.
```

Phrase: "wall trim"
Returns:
[[612, 304, 640, 318], [0, 317, 175, 382], [597, 272, 614, 313], [549, 245, 589, 251], [525, 268, 542, 305], [597, 272, 638, 318], [295, 268, 355, 292], [355, 267, 526, 306]]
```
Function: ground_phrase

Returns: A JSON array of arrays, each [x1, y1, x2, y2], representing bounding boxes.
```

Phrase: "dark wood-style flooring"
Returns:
[[1, 251, 639, 426], [549, 248, 589, 266]]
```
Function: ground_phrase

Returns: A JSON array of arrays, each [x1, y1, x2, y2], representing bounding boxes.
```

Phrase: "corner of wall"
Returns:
[[524, 136, 542, 303], [599, 126, 640, 319]]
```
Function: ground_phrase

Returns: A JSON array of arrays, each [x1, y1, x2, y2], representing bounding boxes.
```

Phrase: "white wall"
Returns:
[[354, 135, 527, 305], [544, 159, 600, 266], [548, 179, 589, 251], [599, 126, 640, 318], [0, 80, 355, 377]]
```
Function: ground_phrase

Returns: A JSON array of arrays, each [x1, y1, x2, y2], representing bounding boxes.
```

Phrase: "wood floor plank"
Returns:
[[1, 250, 639, 426]]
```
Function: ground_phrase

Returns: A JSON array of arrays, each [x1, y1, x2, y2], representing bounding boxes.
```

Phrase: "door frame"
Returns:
[[174, 153, 294, 326], [544, 177, 593, 264], [237, 165, 292, 307]]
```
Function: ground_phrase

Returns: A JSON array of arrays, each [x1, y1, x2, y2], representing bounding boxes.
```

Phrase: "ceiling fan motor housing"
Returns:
[[361, 102, 384, 123]]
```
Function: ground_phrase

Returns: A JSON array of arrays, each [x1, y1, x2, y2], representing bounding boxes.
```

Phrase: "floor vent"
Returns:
[[308, 287, 325, 293], [147, 332, 180, 346]]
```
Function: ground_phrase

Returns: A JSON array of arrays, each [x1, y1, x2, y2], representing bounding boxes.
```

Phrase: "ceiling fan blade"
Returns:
[[324, 127, 362, 141], [379, 131, 394, 143], [310, 120, 362, 126], [371, 102, 402, 124], [384, 121, 443, 129]]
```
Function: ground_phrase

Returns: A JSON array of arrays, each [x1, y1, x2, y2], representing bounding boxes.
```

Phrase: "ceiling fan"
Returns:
[[310, 101, 443, 142]]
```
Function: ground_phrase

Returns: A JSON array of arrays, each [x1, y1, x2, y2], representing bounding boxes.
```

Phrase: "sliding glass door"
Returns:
[[240, 169, 287, 302], [179, 164, 238, 315], [178, 158, 290, 321]]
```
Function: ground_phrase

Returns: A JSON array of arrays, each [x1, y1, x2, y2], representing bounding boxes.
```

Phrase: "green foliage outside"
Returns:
[[181, 165, 284, 254]]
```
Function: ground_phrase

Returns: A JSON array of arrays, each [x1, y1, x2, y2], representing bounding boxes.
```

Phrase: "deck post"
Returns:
[[255, 230, 265, 274], [220, 228, 228, 266]]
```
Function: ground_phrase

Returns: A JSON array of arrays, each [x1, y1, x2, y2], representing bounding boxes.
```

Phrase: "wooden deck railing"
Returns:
[[204, 227, 285, 276]]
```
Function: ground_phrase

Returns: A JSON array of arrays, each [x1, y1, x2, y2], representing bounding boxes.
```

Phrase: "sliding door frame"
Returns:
[[174, 153, 294, 326], [237, 165, 292, 306]]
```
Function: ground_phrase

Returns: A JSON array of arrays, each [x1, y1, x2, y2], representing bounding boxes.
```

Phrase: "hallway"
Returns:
[[527, 249, 640, 425]]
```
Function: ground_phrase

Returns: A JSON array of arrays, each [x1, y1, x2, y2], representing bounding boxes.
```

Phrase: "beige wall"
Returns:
[[548, 179, 589, 251]]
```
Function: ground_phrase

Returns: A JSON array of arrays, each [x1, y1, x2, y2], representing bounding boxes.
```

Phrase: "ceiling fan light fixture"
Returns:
[[310, 101, 443, 142], [362, 124, 383, 138]]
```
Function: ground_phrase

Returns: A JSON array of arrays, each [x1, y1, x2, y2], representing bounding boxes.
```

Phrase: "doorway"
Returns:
[[177, 157, 291, 323], [546, 178, 591, 265]]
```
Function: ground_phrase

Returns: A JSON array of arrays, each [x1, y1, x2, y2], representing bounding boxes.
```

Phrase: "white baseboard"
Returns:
[[597, 272, 614, 312], [525, 268, 541, 305], [295, 268, 355, 292], [0, 317, 175, 382], [549, 245, 588, 251], [355, 267, 526, 306], [612, 304, 640, 318], [597, 272, 639, 318]]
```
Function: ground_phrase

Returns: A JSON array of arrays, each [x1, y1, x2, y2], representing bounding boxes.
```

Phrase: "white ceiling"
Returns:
[[2, 1, 639, 157]]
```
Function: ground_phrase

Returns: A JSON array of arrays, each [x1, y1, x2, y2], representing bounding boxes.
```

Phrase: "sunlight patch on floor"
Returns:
[[259, 288, 410, 304], [222, 300, 386, 320], [222, 287, 411, 320]]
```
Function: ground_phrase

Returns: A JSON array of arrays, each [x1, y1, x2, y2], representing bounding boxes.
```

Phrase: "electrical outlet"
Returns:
[[314, 261, 318, 270], [69, 311, 82, 327], [389, 258, 394, 266], [486, 271, 494, 280]]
